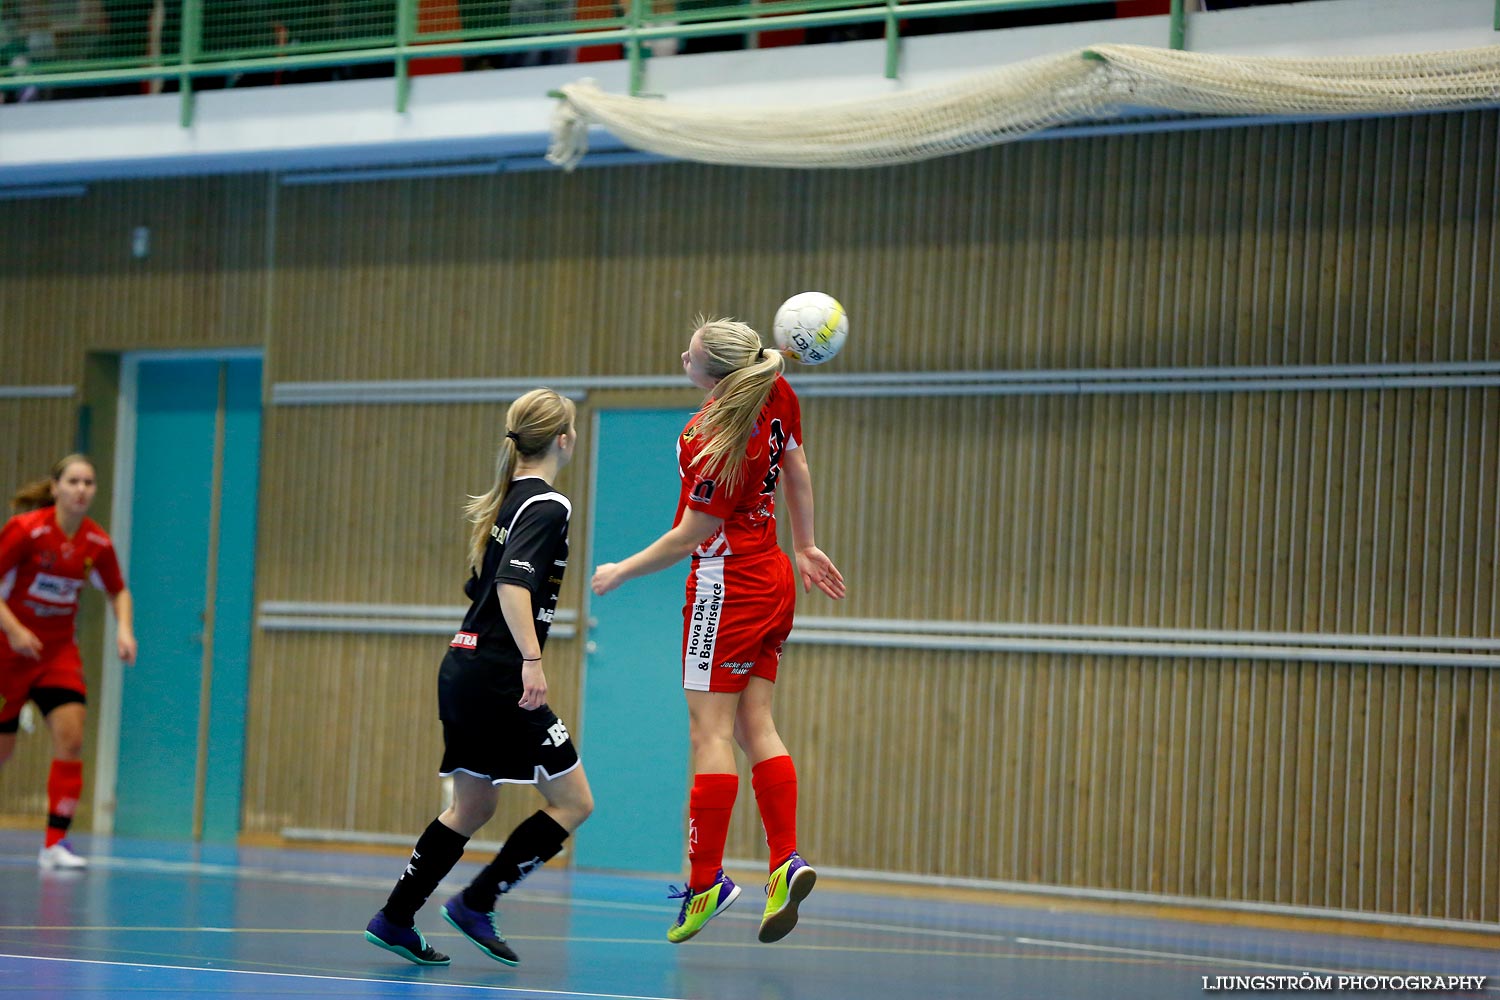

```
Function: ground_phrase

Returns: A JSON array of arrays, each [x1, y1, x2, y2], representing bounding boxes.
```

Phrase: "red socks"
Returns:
[[686, 758, 798, 889], [687, 773, 738, 891], [46, 759, 83, 848], [751, 755, 798, 871]]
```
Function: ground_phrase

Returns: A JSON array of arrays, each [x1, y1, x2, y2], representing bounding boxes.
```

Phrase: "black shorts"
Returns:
[[0, 686, 86, 734], [436, 649, 580, 784]]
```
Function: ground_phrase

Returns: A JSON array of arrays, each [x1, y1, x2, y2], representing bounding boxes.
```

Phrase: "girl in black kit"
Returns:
[[365, 388, 594, 967]]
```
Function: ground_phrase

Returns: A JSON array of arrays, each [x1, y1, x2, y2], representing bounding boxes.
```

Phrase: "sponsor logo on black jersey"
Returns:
[[490, 523, 508, 544], [509, 559, 535, 574], [451, 631, 479, 649]]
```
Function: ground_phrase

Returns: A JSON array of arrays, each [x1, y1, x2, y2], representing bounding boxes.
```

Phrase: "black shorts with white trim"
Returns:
[[436, 648, 579, 784]]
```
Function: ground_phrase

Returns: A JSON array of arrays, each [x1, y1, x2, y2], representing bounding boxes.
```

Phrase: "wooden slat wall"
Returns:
[[745, 651, 1499, 922], [0, 176, 270, 369], [719, 387, 1498, 921], [2, 111, 1497, 922], [243, 632, 582, 839], [789, 388, 1499, 631], [0, 175, 268, 829]]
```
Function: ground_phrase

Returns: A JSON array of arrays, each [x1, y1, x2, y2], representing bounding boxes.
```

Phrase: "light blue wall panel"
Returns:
[[202, 359, 261, 843], [116, 360, 218, 839], [576, 409, 695, 874], [116, 357, 261, 842]]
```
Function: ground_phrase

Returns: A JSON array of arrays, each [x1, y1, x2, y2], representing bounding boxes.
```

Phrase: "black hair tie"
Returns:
[[505, 430, 520, 442]]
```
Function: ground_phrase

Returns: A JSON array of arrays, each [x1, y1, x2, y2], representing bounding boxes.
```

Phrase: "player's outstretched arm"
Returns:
[[591, 509, 724, 595], [781, 447, 845, 600]]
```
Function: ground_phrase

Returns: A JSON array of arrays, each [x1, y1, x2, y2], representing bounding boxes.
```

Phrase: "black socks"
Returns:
[[381, 818, 470, 927], [461, 810, 569, 914]]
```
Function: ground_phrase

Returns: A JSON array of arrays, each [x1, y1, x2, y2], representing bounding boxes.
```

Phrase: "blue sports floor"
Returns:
[[0, 830, 1495, 999]]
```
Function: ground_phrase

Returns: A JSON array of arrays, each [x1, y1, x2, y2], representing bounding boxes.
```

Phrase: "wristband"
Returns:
[[522, 655, 542, 661]]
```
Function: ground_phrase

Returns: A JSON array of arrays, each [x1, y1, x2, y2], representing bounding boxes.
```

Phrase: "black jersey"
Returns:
[[452, 476, 570, 666]]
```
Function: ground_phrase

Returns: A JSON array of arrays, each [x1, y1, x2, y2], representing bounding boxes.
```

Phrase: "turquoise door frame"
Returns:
[[575, 408, 696, 875], [106, 353, 262, 842]]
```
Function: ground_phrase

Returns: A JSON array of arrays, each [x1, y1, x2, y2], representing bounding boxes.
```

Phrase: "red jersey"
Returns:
[[675, 375, 803, 559], [0, 508, 126, 648]]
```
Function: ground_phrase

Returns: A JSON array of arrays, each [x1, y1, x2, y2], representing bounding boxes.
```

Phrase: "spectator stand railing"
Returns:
[[1, 0, 1258, 128]]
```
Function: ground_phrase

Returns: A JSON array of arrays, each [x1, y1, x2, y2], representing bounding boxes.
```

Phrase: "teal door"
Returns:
[[575, 408, 695, 874], [115, 356, 262, 841]]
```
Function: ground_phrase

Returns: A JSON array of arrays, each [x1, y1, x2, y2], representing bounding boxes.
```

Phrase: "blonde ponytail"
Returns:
[[691, 318, 785, 493], [464, 389, 576, 571], [464, 441, 519, 571]]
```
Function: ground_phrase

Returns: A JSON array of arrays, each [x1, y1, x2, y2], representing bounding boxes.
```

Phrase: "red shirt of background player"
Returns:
[[0, 507, 126, 654]]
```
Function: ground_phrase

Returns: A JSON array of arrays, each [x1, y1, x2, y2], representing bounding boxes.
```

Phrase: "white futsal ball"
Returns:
[[772, 291, 848, 366]]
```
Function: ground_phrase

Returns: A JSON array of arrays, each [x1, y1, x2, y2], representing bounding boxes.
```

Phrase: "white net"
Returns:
[[547, 43, 1500, 170]]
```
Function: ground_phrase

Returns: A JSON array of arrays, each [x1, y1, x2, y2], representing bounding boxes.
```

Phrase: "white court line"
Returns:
[[0, 953, 685, 1000], [2, 852, 1029, 945], [10, 851, 1493, 985], [1016, 938, 1500, 990], [4, 852, 555, 903]]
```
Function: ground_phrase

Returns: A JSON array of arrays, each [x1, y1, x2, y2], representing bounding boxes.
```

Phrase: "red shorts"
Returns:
[[0, 642, 86, 726], [680, 548, 795, 693]]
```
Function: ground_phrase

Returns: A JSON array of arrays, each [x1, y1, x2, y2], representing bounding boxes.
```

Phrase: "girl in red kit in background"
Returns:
[[0, 454, 136, 869]]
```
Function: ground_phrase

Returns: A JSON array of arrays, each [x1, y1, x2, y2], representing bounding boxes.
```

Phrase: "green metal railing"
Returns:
[[38, 0, 1498, 132], [0, 0, 1195, 123], [5, 0, 1497, 127]]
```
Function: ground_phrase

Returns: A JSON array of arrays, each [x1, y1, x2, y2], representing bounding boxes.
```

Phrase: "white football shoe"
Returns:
[[38, 840, 88, 870]]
